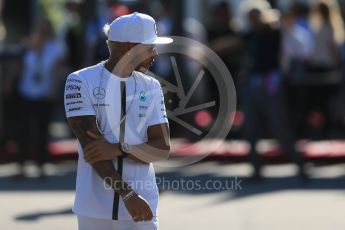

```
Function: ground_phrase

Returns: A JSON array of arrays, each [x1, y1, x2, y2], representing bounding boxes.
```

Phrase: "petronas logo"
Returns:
[[139, 91, 146, 101]]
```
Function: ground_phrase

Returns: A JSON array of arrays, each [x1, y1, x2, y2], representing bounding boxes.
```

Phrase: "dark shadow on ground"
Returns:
[[15, 208, 73, 221], [0, 171, 76, 191], [156, 170, 345, 200], [1, 161, 344, 210]]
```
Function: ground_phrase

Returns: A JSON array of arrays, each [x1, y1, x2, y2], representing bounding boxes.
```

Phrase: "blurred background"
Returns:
[[0, 0, 345, 229]]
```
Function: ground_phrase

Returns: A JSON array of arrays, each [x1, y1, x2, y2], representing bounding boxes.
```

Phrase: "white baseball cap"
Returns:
[[106, 12, 173, 45]]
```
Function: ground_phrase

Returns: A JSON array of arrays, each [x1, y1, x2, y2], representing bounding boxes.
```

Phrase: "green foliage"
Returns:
[[38, 0, 67, 30]]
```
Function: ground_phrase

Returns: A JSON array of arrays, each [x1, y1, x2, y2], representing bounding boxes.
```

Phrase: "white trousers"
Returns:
[[77, 215, 158, 230]]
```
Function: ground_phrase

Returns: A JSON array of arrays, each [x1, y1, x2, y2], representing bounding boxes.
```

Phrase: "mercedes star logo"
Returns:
[[93, 87, 106, 99]]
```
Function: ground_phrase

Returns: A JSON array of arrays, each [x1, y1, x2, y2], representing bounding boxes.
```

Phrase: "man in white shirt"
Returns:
[[64, 12, 172, 230]]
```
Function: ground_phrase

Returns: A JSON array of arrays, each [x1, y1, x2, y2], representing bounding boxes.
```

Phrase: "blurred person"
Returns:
[[291, 1, 313, 32], [2, 47, 24, 145], [83, 2, 131, 67], [64, 12, 171, 229], [206, 1, 244, 139], [237, 0, 273, 31], [16, 20, 65, 177], [151, 0, 174, 78], [207, 1, 235, 42], [281, 10, 314, 137], [0, 0, 5, 42], [207, 1, 243, 89], [304, 0, 344, 139], [310, 1, 343, 68], [242, 8, 306, 180], [281, 10, 314, 73], [62, 0, 84, 71], [147, 0, 174, 82]]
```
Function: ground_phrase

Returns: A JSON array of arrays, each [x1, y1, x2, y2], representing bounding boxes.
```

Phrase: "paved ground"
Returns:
[[1, 161, 345, 230]]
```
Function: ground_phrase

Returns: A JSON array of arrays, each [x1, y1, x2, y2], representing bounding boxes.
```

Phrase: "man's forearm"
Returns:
[[68, 116, 132, 197], [91, 161, 131, 197], [128, 139, 170, 163], [127, 123, 170, 163]]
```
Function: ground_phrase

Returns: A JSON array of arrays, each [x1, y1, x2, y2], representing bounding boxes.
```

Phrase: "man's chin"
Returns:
[[136, 63, 152, 72]]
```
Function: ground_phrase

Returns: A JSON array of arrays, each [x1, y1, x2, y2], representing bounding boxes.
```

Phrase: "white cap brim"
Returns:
[[142, 36, 173, 45]]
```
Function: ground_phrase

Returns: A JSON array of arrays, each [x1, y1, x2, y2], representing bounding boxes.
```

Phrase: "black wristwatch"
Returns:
[[120, 143, 131, 158]]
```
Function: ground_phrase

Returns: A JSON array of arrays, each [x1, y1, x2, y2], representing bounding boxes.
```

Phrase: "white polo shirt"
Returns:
[[64, 62, 168, 220]]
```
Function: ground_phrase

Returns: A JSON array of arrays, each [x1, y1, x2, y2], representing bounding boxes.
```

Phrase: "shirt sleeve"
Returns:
[[64, 73, 96, 118], [147, 80, 168, 126]]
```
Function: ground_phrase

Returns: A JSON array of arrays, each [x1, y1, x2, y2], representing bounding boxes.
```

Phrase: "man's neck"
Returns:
[[104, 58, 134, 78]]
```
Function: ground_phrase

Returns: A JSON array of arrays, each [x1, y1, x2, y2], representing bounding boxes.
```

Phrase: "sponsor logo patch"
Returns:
[[67, 78, 82, 83], [66, 101, 83, 105], [139, 91, 146, 101], [93, 87, 106, 99], [66, 93, 82, 99], [93, 103, 110, 107], [139, 105, 148, 110], [66, 85, 81, 91], [68, 107, 82, 112]]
